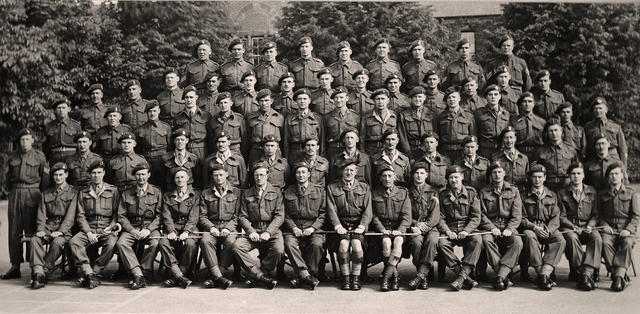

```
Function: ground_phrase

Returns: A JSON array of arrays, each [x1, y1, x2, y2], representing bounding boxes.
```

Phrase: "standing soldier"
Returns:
[[402, 39, 437, 93], [29, 163, 77, 289], [412, 132, 450, 190], [272, 72, 297, 115], [398, 86, 435, 159], [454, 136, 490, 190], [532, 70, 565, 120], [423, 70, 447, 116], [556, 102, 586, 160], [478, 161, 523, 291], [136, 101, 171, 189], [511, 92, 545, 162], [371, 129, 410, 187], [584, 97, 627, 166], [435, 87, 476, 161], [372, 166, 412, 291], [70, 160, 120, 289], [329, 128, 372, 185], [437, 165, 483, 291], [329, 41, 363, 91], [557, 162, 601, 290], [310, 68, 335, 115], [365, 38, 402, 90], [493, 65, 520, 116], [232, 162, 285, 289], [206, 92, 245, 155], [283, 161, 326, 290], [519, 164, 566, 290], [485, 35, 532, 92], [491, 126, 529, 192], [255, 135, 289, 190], [94, 106, 134, 163], [324, 86, 360, 160], [106, 133, 147, 192], [254, 41, 288, 92], [66, 131, 104, 189], [459, 77, 487, 113], [443, 38, 486, 91], [220, 38, 253, 94], [475, 84, 511, 159], [197, 72, 221, 116], [74, 83, 108, 138], [44, 98, 82, 164], [283, 88, 324, 161], [121, 79, 150, 129], [360, 89, 398, 156], [163, 129, 199, 191], [181, 39, 220, 90], [290, 36, 324, 91], [347, 69, 374, 115], [173, 85, 211, 163], [2, 129, 49, 280], [157, 68, 184, 123], [534, 118, 577, 191], [584, 134, 627, 190], [116, 162, 163, 290], [203, 131, 247, 188], [599, 163, 639, 292], [245, 89, 284, 164], [231, 71, 258, 116], [385, 74, 410, 112], [326, 158, 373, 290], [297, 138, 329, 187]]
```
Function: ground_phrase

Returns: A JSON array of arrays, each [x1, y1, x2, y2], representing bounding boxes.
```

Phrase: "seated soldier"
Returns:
[[29, 163, 77, 289]]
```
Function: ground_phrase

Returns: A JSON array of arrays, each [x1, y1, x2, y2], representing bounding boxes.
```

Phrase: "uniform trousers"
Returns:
[[232, 232, 284, 277], [116, 230, 160, 272], [70, 232, 118, 275], [284, 234, 325, 274], [8, 187, 40, 264], [30, 235, 70, 274], [158, 236, 198, 274], [602, 232, 635, 272], [406, 230, 439, 267], [561, 229, 602, 271], [481, 234, 523, 270], [438, 235, 483, 269], [521, 230, 566, 268], [200, 233, 237, 269]]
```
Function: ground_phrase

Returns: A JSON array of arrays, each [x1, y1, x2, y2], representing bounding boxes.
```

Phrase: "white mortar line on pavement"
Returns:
[[109, 285, 160, 312]]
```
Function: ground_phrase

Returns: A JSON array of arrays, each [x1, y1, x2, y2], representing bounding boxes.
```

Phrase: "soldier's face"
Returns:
[[486, 90, 501, 105], [52, 170, 68, 185], [197, 45, 211, 60], [607, 167, 623, 186], [165, 73, 179, 88], [343, 132, 358, 148], [296, 94, 310, 110], [375, 43, 389, 57], [147, 106, 160, 121], [497, 73, 510, 86], [425, 75, 439, 89], [253, 168, 269, 186], [530, 172, 546, 188], [490, 168, 505, 184], [463, 142, 478, 157], [219, 98, 233, 112], [90, 168, 105, 185], [384, 134, 399, 150], [537, 76, 551, 91], [263, 142, 278, 156], [263, 47, 277, 61], [216, 136, 230, 152], [120, 139, 136, 152], [90, 89, 103, 104], [76, 137, 92, 153], [412, 168, 427, 185], [207, 76, 220, 92], [423, 137, 438, 154], [447, 173, 463, 190], [500, 39, 514, 55], [569, 168, 584, 185], [295, 167, 310, 184], [502, 131, 516, 149], [342, 165, 357, 181], [374, 95, 389, 111], [230, 44, 244, 59], [258, 96, 272, 112], [380, 171, 396, 187], [386, 79, 401, 93], [559, 107, 573, 122], [19, 135, 34, 151], [299, 43, 313, 57], [184, 91, 198, 109], [463, 81, 477, 95], [127, 85, 141, 100], [174, 136, 188, 150], [243, 76, 256, 90], [338, 48, 351, 61], [281, 78, 295, 92], [355, 74, 368, 88], [411, 46, 425, 60], [55, 103, 70, 119], [446, 93, 460, 110], [519, 96, 535, 113], [459, 43, 472, 60], [305, 141, 318, 156], [135, 169, 150, 185], [107, 113, 121, 126], [319, 74, 333, 89], [592, 104, 608, 119], [174, 171, 189, 189], [546, 124, 563, 142], [595, 139, 609, 155], [212, 169, 228, 186], [333, 93, 347, 108], [411, 94, 425, 107]]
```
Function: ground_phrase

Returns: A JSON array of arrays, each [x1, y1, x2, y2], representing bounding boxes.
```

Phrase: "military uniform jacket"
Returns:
[[454, 155, 490, 189], [347, 89, 374, 115], [329, 59, 364, 90], [310, 88, 335, 115], [135, 120, 171, 158], [75, 104, 108, 136], [371, 150, 410, 185], [117, 184, 163, 232], [388, 92, 410, 112], [36, 184, 77, 235], [157, 87, 184, 122], [435, 109, 476, 145], [460, 94, 487, 113], [398, 107, 435, 153], [44, 117, 81, 154], [289, 57, 325, 90], [324, 107, 360, 146], [478, 182, 522, 232], [238, 183, 284, 235], [597, 185, 640, 233], [424, 89, 447, 116], [359, 110, 398, 147], [409, 184, 441, 232], [76, 183, 119, 234], [255, 60, 289, 92], [256, 156, 289, 189], [443, 59, 486, 91], [95, 124, 134, 159], [283, 183, 326, 231], [365, 57, 402, 90], [532, 88, 564, 120], [232, 89, 258, 116], [298, 155, 329, 187], [562, 121, 586, 160], [162, 187, 200, 234], [162, 150, 198, 186], [438, 186, 481, 234], [173, 108, 211, 145], [107, 152, 147, 188], [283, 110, 325, 156], [197, 90, 220, 116], [499, 86, 521, 116], [246, 109, 284, 145], [584, 153, 627, 190], [486, 54, 532, 91], [204, 151, 247, 188], [534, 142, 577, 181], [7, 148, 49, 190], [121, 99, 151, 129], [584, 118, 628, 165], [199, 184, 239, 231], [220, 58, 253, 92], [66, 152, 104, 188], [182, 59, 220, 88], [326, 180, 373, 229], [206, 111, 245, 152], [511, 112, 545, 146], [520, 187, 560, 233], [402, 58, 437, 91], [558, 184, 597, 229], [490, 149, 529, 189], [475, 106, 511, 146], [272, 92, 297, 116], [371, 186, 412, 232], [329, 150, 372, 185], [413, 153, 450, 189]]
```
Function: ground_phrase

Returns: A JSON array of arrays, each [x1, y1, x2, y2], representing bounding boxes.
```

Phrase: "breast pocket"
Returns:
[[25, 159, 41, 178], [455, 119, 471, 137], [245, 196, 260, 218], [188, 67, 202, 80], [284, 193, 300, 216], [110, 162, 126, 180], [512, 67, 524, 84], [287, 120, 301, 138], [226, 119, 242, 139], [372, 196, 387, 218]]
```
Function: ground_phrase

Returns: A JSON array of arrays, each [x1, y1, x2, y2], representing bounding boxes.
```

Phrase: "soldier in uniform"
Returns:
[[121, 79, 151, 129], [347, 69, 374, 115], [2, 128, 49, 280], [254, 41, 288, 92], [365, 38, 402, 90], [491, 126, 529, 192], [385, 74, 409, 112], [443, 38, 486, 91], [326, 158, 373, 290], [245, 89, 284, 164], [423, 70, 447, 116], [372, 166, 412, 291], [310, 68, 335, 115], [475, 84, 511, 159], [413, 132, 450, 190], [173, 85, 211, 164], [197, 72, 221, 116], [371, 129, 410, 187], [324, 86, 360, 160], [557, 102, 586, 160], [203, 131, 247, 188], [232, 162, 285, 289], [116, 162, 162, 290], [584, 96, 627, 166], [272, 72, 297, 115], [532, 69, 565, 120], [74, 83, 108, 137], [181, 39, 220, 90], [435, 87, 476, 161], [405, 162, 440, 290], [66, 131, 104, 189], [584, 134, 627, 190], [493, 65, 520, 116], [511, 92, 545, 161], [402, 39, 437, 93], [398, 86, 434, 159], [283, 88, 325, 161], [199, 164, 238, 289], [557, 162, 601, 290], [44, 98, 82, 164], [454, 136, 490, 190], [136, 100, 171, 189], [231, 71, 258, 116], [157, 67, 184, 123], [599, 163, 640, 292], [329, 128, 372, 185], [296, 137, 329, 187], [329, 41, 364, 91], [485, 35, 532, 92], [478, 161, 523, 291], [107, 133, 147, 192], [360, 88, 398, 156], [290, 36, 324, 90], [255, 135, 289, 190], [459, 77, 487, 113], [534, 118, 577, 190], [437, 165, 482, 291], [157, 168, 199, 289], [282, 161, 326, 290], [163, 129, 199, 191], [206, 92, 245, 155], [70, 160, 120, 289], [519, 164, 566, 290], [29, 163, 77, 289], [220, 38, 253, 94], [94, 106, 134, 163]]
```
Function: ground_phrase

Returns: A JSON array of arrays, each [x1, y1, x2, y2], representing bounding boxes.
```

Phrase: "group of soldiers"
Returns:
[[2, 34, 638, 293]]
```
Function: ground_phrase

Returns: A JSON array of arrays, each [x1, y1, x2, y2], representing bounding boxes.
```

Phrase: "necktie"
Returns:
[[138, 188, 145, 197]]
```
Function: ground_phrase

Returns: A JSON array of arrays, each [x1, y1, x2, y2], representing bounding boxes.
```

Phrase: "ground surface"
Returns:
[[0, 200, 639, 313]]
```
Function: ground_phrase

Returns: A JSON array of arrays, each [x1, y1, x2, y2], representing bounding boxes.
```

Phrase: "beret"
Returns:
[[516, 92, 535, 106], [488, 160, 504, 173], [483, 84, 500, 97], [341, 128, 359, 140], [336, 41, 351, 52], [494, 65, 509, 76], [51, 162, 68, 173], [182, 85, 198, 99], [409, 40, 425, 51], [293, 88, 311, 100], [374, 38, 391, 48], [460, 77, 477, 86], [331, 86, 348, 99], [498, 34, 514, 46], [261, 41, 277, 54], [216, 92, 232, 103], [462, 135, 478, 146], [411, 162, 428, 174], [240, 70, 256, 82], [316, 68, 332, 79], [87, 83, 103, 93], [370, 88, 390, 100], [338, 157, 359, 169], [297, 36, 313, 48], [456, 38, 470, 50], [278, 72, 295, 85], [445, 165, 464, 178], [262, 134, 279, 144], [382, 128, 399, 141], [591, 96, 607, 109], [228, 38, 244, 51], [171, 129, 189, 140], [543, 117, 562, 132], [535, 69, 551, 81], [87, 160, 105, 173], [528, 163, 546, 175], [73, 131, 92, 143], [209, 163, 226, 173], [555, 102, 573, 114], [604, 162, 623, 178], [164, 67, 179, 77], [421, 131, 439, 142], [351, 69, 370, 80], [125, 79, 140, 89], [293, 161, 311, 171], [51, 98, 69, 109], [385, 74, 403, 85], [214, 130, 230, 142], [408, 86, 426, 97], [251, 161, 269, 173], [131, 162, 150, 175], [593, 133, 608, 143], [424, 69, 438, 78], [193, 39, 211, 54], [377, 164, 396, 176], [256, 89, 272, 100], [144, 99, 160, 112], [443, 86, 459, 100], [118, 133, 136, 143], [17, 128, 34, 139], [567, 162, 584, 175], [499, 125, 517, 143], [104, 106, 122, 118]]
